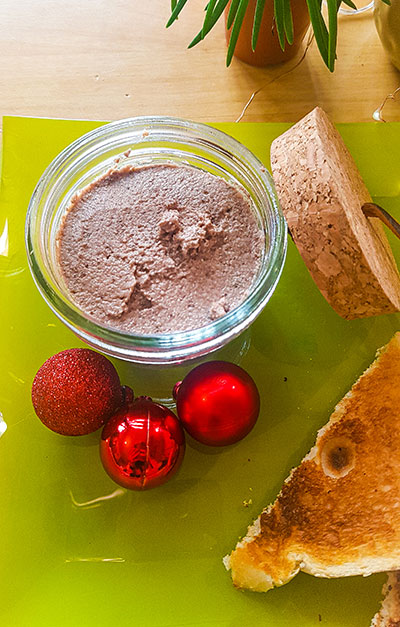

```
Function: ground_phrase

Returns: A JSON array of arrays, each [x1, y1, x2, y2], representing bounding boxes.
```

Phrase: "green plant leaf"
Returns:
[[188, 31, 204, 48], [283, 0, 294, 45], [226, 0, 249, 65], [202, 0, 218, 36], [188, 0, 230, 47], [252, 0, 266, 50], [327, 0, 338, 71], [340, 0, 358, 9], [169, 0, 388, 70], [306, 0, 329, 67], [227, 0, 240, 29], [274, 0, 286, 50], [166, 0, 189, 27]]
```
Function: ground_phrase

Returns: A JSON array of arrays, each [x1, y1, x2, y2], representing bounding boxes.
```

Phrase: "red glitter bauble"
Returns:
[[174, 361, 260, 446], [100, 397, 185, 490], [32, 348, 123, 436]]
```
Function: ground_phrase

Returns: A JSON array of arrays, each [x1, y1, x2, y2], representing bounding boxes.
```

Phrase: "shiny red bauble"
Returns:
[[174, 361, 260, 446], [32, 348, 124, 436], [100, 397, 185, 490]]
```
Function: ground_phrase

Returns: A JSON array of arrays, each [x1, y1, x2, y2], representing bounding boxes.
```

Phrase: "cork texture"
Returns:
[[270, 107, 400, 319]]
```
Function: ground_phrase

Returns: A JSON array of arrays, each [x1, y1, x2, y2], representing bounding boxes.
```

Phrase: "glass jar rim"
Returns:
[[25, 116, 287, 363]]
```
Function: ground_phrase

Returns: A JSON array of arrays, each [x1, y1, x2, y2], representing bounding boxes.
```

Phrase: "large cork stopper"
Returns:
[[270, 106, 400, 319]]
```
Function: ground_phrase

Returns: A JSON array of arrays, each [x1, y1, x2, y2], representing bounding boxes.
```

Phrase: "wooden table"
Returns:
[[0, 0, 399, 125]]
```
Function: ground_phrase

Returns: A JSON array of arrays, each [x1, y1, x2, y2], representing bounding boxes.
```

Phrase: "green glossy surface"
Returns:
[[0, 116, 399, 626]]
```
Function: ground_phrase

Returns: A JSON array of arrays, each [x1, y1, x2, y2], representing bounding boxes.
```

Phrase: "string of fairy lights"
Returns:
[[235, 21, 399, 124]]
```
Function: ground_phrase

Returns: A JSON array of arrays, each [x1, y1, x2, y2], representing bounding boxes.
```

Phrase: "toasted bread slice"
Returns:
[[371, 572, 400, 627], [224, 332, 400, 592]]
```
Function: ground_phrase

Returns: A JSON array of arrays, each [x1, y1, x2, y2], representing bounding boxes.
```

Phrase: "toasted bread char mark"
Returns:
[[270, 107, 400, 319], [225, 332, 400, 592], [371, 572, 400, 627]]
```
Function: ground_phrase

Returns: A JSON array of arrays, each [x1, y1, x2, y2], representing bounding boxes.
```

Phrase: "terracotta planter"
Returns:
[[374, 0, 400, 70], [225, 0, 310, 66]]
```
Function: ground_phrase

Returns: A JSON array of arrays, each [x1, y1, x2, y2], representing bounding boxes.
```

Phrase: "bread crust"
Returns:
[[371, 572, 400, 627], [225, 333, 400, 592]]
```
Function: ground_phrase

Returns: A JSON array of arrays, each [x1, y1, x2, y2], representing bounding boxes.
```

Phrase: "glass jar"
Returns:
[[25, 117, 287, 365], [374, 0, 400, 70]]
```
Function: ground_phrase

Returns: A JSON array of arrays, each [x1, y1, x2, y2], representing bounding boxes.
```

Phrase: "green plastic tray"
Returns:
[[0, 116, 399, 626]]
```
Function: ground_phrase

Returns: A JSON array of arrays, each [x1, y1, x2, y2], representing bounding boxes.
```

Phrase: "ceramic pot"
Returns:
[[374, 0, 400, 70], [225, 0, 310, 66]]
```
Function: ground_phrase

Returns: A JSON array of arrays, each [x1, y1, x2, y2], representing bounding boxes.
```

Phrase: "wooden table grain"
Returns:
[[0, 0, 399, 125]]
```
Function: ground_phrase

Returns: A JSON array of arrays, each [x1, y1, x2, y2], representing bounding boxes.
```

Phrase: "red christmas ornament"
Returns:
[[100, 397, 185, 490], [31, 348, 123, 436], [173, 361, 260, 446]]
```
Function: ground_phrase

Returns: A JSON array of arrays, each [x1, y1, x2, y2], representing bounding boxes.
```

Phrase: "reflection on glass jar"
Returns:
[[374, 0, 400, 70]]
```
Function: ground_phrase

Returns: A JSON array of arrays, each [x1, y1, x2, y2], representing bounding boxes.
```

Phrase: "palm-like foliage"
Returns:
[[167, 0, 389, 71]]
